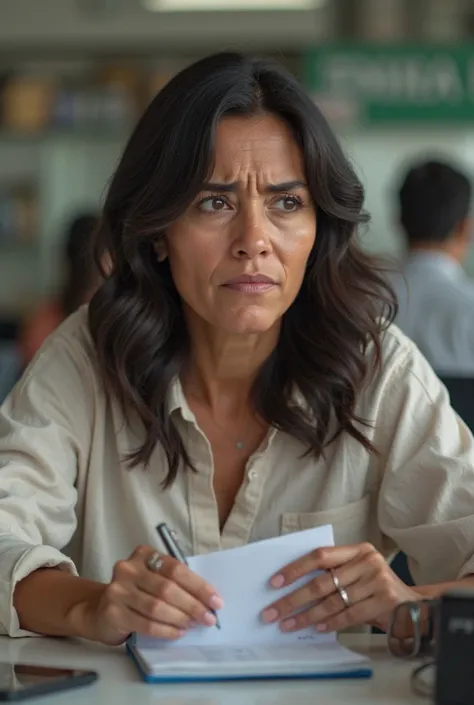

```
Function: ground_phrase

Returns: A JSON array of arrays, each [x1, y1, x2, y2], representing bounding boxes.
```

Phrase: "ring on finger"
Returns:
[[147, 551, 165, 573], [330, 568, 351, 608]]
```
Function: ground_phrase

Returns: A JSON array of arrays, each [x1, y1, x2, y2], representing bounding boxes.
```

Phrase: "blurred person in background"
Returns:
[[392, 159, 474, 375], [19, 213, 100, 366]]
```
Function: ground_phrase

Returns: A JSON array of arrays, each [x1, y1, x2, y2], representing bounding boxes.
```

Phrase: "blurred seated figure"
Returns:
[[19, 213, 100, 366], [391, 159, 474, 376]]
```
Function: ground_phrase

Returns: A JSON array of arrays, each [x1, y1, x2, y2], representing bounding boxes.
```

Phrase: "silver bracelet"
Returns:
[[387, 599, 437, 659]]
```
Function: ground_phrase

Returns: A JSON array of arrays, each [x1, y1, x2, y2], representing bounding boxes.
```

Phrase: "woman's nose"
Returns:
[[230, 210, 272, 259]]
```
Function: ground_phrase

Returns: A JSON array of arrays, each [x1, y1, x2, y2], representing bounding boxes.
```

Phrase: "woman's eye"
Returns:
[[198, 197, 230, 213], [274, 196, 303, 212]]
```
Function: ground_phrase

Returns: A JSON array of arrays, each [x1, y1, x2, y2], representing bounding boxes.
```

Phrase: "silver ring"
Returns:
[[330, 569, 350, 608], [147, 551, 164, 573]]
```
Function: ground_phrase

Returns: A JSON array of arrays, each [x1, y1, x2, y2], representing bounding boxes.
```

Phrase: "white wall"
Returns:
[[340, 128, 474, 276]]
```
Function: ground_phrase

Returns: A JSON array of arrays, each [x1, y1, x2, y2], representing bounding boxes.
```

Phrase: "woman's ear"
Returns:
[[153, 237, 168, 262]]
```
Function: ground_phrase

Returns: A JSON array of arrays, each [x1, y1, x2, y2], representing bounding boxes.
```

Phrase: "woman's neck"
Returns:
[[181, 315, 280, 416]]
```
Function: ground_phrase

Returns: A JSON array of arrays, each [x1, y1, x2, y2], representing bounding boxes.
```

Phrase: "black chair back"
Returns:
[[0, 342, 20, 404], [438, 376, 474, 432]]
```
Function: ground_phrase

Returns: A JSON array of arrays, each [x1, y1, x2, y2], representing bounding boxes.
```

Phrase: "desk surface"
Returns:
[[0, 634, 426, 704]]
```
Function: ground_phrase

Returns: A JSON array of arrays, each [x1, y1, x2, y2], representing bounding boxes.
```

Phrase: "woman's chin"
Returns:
[[216, 310, 281, 336]]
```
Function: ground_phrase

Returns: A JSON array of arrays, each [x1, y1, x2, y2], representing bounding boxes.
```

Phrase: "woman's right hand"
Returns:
[[78, 545, 223, 646]]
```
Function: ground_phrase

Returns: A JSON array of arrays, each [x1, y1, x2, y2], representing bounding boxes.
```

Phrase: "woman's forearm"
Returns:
[[13, 568, 105, 639], [416, 575, 474, 600]]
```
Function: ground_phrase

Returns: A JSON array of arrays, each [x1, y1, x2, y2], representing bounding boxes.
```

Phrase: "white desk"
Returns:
[[0, 634, 425, 704]]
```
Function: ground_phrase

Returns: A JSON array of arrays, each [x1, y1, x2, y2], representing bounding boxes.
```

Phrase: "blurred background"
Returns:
[[2, 0, 474, 393]]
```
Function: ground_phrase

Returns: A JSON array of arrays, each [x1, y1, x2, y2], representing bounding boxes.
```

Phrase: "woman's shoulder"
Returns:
[[22, 305, 98, 383], [366, 322, 444, 408], [5, 306, 100, 451], [378, 322, 418, 370], [53, 304, 95, 352]]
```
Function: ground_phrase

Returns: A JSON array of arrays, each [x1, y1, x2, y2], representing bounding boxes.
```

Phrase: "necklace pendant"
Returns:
[[235, 440, 245, 450]]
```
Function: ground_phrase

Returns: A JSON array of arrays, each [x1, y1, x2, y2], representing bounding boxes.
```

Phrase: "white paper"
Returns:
[[137, 524, 335, 650], [134, 525, 370, 676]]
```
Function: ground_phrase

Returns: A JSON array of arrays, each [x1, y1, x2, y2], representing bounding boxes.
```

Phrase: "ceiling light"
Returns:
[[142, 0, 326, 11]]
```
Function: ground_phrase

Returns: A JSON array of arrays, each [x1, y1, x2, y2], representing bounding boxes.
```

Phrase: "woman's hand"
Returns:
[[76, 546, 224, 646], [261, 543, 419, 634]]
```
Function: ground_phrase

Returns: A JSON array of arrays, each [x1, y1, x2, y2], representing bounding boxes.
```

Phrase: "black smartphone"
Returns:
[[0, 663, 98, 701]]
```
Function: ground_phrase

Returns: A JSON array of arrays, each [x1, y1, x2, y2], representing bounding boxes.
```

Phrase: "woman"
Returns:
[[1, 52, 474, 646], [19, 213, 100, 366]]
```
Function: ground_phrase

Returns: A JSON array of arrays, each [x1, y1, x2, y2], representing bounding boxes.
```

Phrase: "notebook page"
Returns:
[[137, 642, 369, 675]]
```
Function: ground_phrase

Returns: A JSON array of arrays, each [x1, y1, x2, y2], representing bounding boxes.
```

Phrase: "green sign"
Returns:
[[305, 45, 474, 125]]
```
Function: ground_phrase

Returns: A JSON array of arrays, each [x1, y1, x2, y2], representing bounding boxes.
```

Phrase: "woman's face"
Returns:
[[160, 113, 317, 335]]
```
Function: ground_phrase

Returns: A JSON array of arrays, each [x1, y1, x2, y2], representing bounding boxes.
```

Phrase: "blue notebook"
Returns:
[[126, 636, 372, 683], [127, 525, 372, 683]]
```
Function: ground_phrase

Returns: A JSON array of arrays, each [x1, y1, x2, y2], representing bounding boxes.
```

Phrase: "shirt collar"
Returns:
[[167, 376, 196, 422], [166, 375, 308, 420]]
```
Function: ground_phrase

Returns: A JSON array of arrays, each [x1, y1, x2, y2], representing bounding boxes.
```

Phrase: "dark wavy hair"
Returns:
[[89, 52, 396, 487]]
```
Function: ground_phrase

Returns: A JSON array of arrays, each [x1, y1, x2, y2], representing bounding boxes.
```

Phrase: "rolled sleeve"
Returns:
[[0, 330, 93, 636], [377, 341, 474, 586], [0, 540, 76, 637]]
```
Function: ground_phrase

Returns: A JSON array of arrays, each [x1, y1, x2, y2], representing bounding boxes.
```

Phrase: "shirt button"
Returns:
[[248, 469, 258, 481]]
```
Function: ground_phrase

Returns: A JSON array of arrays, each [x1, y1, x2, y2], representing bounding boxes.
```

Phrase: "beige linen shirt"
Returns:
[[1, 307, 474, 637]]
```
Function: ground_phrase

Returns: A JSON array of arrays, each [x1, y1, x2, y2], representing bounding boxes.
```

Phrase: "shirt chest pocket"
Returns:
[[281, 494, 373, 546]]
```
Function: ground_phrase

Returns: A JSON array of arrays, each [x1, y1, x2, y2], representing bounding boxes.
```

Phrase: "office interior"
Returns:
[[1, 0, 474, 395]]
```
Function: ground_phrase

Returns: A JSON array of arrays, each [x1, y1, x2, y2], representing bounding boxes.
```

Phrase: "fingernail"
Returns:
[[281, 618, 296, 632], [203, 611, 217, 626], [178, 630, 187, 637], [209, 594, 224, 610], [316, 624, 327, 632], [270, 574, 285, 588], [262, 608, 279, 623]]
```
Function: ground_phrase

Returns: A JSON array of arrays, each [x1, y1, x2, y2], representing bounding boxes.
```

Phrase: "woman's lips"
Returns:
[[222, 275, 277, 293]]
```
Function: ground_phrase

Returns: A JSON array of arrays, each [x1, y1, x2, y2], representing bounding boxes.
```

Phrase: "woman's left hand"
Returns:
[[261, 543, 420, 634]]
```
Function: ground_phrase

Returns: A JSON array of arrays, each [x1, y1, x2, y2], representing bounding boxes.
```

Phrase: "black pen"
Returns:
[[156, 522, 221, 629]]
